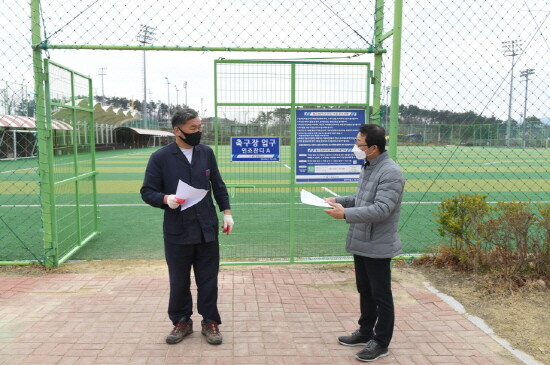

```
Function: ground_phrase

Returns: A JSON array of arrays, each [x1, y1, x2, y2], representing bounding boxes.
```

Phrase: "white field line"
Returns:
[[0, 167, 37, 174], [95, 151, 151, 160], [482, 160, 513, 165], [2, 200, 550, 208], [321, 187, 340, 196], [0, 150, 150, 175]]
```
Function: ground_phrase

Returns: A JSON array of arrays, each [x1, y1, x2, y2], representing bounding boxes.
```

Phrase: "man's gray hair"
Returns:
[[171, 108, 199, 127]]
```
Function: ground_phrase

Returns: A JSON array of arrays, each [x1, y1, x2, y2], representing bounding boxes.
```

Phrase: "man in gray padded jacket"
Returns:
[[324, 124, 405, 363]]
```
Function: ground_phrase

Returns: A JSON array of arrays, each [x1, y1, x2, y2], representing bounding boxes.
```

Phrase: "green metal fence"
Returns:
[[213, 60, 550, 263], [213, 60, 372, 262], [1, 0, 549, 265]]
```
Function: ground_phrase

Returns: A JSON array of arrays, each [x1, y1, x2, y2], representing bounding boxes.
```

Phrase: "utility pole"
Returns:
[[175, 85, 179, 107], [165, 77, 171, 115], [156, 100, 162, 128], [137, 24, 157, 129], [147, 89, 154, 128], [22, 84, 29, 116], [520, 68, 534, 148], [98, 67, 107, 100], [502, 40, 522, 147], [184, 81, 188, 106]]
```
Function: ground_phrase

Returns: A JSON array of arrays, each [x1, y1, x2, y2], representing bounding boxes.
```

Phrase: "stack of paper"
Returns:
[[176, 180, 209, 211], [300, 189, 331, 207]]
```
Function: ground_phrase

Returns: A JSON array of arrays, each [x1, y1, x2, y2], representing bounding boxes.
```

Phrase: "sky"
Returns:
[[50, 49, 367, 117], [1, 0, 549, 123]]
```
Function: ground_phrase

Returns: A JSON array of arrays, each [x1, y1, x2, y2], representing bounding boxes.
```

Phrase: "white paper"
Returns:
[[300, 189, 331, 208], [176, 180, 209, 211]]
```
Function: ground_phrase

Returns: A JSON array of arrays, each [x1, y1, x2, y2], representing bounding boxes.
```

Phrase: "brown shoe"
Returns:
[[166, 318, 193, 344], [201, 320, 223, 345]]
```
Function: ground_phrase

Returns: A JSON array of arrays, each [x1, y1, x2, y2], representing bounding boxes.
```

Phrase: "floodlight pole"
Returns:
[[175, 85, 179, 106], [502, 40, 522, 147], [520, 68, 534, 148], [184, 81, 188, 106], [165, 77, 171, 114], [137, 24, 156, 129], [98, 67, 107, 100]]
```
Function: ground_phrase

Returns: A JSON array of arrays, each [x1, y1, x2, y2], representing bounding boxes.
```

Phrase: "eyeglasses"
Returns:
[[355, 139, 369, 147]]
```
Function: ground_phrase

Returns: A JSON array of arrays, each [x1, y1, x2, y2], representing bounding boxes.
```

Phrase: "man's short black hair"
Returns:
[[171, 107, 199, 128], [358, 124, 386, 152]]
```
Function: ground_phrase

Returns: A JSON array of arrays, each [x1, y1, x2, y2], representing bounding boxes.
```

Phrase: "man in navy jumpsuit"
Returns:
[[141, 108, 233, 346]]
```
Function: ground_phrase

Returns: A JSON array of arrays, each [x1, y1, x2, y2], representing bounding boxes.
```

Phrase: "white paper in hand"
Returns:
[[300, 189, 331, 207], [176, 180, 208, 211]]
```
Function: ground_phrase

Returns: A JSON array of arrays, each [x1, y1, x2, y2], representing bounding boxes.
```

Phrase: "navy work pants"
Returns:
[[164, 240, 221, 325]]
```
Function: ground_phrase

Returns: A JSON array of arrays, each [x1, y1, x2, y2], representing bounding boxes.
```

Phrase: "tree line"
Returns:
[[398, 104, 543, 127]]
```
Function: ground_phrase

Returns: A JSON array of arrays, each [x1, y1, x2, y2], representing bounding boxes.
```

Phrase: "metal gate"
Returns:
[[41, 60, 99, 267], [214, 60, 371, 264]]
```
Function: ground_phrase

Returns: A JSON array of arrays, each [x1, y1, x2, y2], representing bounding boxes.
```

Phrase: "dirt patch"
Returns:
[[309, 261, 548, 364], [409, 262, 549, 365], [1, 259, 547, 364], [0, 259, 168, 276]]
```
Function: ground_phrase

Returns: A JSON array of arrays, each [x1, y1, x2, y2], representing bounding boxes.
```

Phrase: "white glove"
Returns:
[[166, 195, 185, 209], [222, 214, 234, 234]]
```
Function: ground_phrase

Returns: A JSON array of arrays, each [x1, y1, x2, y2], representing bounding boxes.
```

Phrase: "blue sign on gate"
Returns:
[[231, 137, 280, 161], [295, 109, 366, 183]]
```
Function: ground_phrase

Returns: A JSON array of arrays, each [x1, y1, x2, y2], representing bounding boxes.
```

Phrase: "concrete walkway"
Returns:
[[0, 265, 530, 365]]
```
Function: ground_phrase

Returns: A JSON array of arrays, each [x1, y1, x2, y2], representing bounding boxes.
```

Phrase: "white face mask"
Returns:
[[352, 145, 367, 160]]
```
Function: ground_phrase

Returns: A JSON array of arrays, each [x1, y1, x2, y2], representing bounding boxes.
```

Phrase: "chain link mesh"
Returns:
[[39, 0, 375, 50], [1, 1, 43, 263], [393, 1, 549, 251], [1, 0, 549, 263]]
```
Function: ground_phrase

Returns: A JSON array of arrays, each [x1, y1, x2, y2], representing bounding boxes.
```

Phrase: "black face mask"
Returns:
[[178, 129, 202, 146]]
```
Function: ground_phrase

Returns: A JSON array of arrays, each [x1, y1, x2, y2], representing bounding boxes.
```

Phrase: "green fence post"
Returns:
[[389, 0, 403, 160], [372, 0, 384, 125], [214, 61, 219, 156], [88, 77, 99, 234], [32, 0, 56, 267], [70, 72, 83, 250], [289, 63, 296, 263], [366, 66, 372, 123]]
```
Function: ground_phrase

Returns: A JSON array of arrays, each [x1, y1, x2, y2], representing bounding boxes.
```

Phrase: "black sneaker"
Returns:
[[166, 317, 193, 344], [338, 329, 372, 347], [201, 320, 223, 345], [355, 340, 389, 362]]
